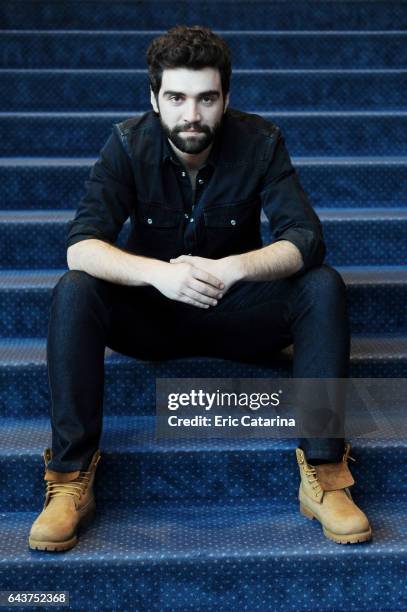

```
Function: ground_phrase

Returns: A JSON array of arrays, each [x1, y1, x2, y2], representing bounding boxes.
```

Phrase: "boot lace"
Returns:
[[46, 469, 91, 501], [304, 465, 323, 496]]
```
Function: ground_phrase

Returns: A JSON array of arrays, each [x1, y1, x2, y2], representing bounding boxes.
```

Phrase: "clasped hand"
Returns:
[[152, 254, 240, 309]]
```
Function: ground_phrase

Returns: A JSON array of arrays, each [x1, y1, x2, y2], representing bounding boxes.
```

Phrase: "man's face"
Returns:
[[150, 67, 229, 155]]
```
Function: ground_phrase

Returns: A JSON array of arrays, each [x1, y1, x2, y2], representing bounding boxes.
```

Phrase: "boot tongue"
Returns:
[[315, 461, 355, 491], [44, 469, 81, 482]]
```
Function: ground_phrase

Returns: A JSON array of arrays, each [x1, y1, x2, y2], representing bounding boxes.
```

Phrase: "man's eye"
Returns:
[[168, 95, 215, 104]]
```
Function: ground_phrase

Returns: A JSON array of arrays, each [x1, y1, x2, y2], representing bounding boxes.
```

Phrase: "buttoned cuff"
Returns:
[[273, 227, 326, 274]]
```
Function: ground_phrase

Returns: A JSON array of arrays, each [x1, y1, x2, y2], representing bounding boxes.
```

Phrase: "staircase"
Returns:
[[0, 2, 406, 610]]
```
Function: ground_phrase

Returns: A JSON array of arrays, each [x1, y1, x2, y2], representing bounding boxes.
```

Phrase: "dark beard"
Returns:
[[160, 117, 222, 154]]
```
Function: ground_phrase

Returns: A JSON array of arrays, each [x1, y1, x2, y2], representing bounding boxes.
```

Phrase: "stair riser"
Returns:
[[2, 72, 407, 112], [264, 219, 407, 266], [1, 283, 405, 337], [2, 0, 407, 30], [0, 357, 405, 419], [2, 162, 407, 209], [0, 547, 404, 612], [3, 114, 407, 158], [1, 446, 404, 510], [1, 218, 406, 267], [4, 33, 407, 69]]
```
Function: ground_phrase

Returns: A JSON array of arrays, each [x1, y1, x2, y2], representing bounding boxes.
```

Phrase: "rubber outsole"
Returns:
[[28, 505, 96, 552], [300, 502, 373, 544]]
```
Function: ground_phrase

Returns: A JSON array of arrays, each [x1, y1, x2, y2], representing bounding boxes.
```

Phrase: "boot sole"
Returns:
[[28, 505, 96, 552], [300, 502, 372, 544]]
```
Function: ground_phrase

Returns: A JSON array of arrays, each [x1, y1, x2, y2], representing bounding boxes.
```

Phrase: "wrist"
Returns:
[[224, 254, 246, 284], [141, 259, 170, 288]]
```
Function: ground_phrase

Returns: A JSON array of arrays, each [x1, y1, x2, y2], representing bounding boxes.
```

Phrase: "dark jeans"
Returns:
[[46, 263, 350, 472]]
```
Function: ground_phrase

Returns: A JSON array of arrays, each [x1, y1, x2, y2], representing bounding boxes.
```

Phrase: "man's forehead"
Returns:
[[160, 67, 221, 92]]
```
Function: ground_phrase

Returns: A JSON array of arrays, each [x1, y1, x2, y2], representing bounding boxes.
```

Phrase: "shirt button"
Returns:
[[181, 171, 186, 177], [184, 213, 189, 219], [147, 218, 153, 224], [190, 218, 194, 223], [198, 178, 204, 184], [230, 219, 236, 226]]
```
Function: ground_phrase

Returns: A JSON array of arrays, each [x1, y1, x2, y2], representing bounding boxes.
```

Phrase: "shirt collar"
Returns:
[[161, 118, 223, 171]]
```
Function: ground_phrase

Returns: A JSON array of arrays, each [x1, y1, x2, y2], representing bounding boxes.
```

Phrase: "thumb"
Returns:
[[170, 255, 188, 263]]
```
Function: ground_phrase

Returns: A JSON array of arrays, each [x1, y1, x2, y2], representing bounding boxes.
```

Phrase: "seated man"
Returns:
[[29, 25, 372, 551]]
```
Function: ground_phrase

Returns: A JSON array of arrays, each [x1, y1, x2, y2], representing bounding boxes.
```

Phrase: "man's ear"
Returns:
[[150, 88, 159, 114], [223, 92, 230, 113]]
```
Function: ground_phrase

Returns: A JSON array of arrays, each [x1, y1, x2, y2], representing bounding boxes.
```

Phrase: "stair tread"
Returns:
[[1, 265, 406, 288], [1, 496, 406, 563], [3, 110, 407, 117], [0, 335, 406, 365], [3, 67, 407, 74], [4, 29, 407, 35], [0, 415, 405, 455]]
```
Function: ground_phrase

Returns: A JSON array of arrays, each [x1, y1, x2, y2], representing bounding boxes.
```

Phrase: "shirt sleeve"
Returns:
[[259, 128, 326, 274], [66, 124, 136, 249]]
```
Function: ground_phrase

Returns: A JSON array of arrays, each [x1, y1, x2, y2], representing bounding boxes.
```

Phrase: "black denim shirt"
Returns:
[[67, 108, 326, 274]]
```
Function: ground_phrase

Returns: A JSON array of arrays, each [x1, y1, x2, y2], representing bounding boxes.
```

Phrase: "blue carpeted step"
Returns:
[[3, 111, 407, 157], [1, 209, 406, 268], [2, 70, 407, 112], [0, 416, 405, 509], [2, 1, 407, 31], [1, 267, 406, 337], [0, 336, 406, 418], [3, 31, 407, 70], [0, 497, 405, 611], [289, 208, 407, 266], [2, 156, 407, 210]]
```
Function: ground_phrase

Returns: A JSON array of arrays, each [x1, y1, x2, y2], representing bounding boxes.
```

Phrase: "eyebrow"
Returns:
[[162, 90, 221, 98]]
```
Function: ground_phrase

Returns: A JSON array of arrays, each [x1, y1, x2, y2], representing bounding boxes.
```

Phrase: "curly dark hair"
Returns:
[[146, 25, 232, 103]]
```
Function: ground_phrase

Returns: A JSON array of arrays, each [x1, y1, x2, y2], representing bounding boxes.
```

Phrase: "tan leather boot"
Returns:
[[296, 443, 372, 544], [28, 448, 101, 552]]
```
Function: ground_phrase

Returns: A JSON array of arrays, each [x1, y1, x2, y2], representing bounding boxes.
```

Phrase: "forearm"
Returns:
[[67, 238, 167, 287], [230, 240, 304, 282]]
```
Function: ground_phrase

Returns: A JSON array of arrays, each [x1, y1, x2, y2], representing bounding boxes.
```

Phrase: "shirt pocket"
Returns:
[[203, 198, 262, 257], [204, 199, 259, 229], [131, 201, 184, 260], [137, 201, 183, 228], [203, 198, 258, 228]]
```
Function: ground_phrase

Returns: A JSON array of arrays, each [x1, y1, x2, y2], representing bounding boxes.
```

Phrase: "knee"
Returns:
[[51, 270, 104, 308], [300, 264, 347, 303]]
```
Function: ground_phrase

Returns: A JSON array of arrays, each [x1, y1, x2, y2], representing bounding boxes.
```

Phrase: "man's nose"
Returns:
[[183, 100, 201, 124]]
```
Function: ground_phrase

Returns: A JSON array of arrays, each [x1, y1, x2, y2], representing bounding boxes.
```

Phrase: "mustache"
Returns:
[[174, 124, 210, 133]]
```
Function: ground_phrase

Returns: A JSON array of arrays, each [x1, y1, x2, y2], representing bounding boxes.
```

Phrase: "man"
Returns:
[[29, 25, 372, 551]]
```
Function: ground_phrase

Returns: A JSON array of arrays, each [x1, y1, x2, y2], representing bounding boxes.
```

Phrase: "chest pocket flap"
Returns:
[[204, 199, 259, 228], [138, 202, 183, 228]]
